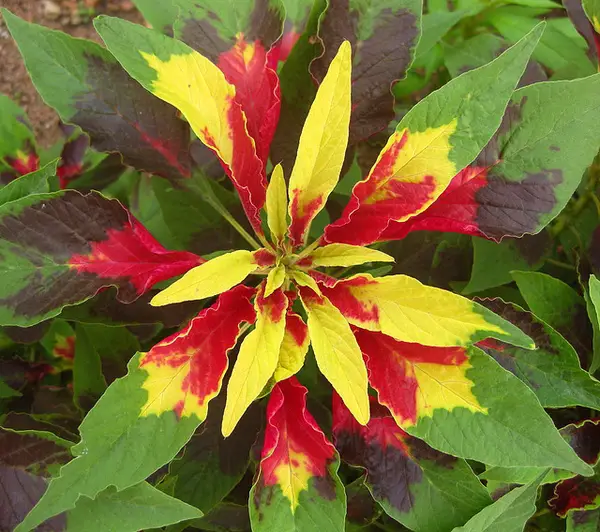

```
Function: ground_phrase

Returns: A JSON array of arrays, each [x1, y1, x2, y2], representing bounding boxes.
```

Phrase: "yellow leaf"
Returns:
[[222, 288, 289, 436], [287, 41, 352, 246], [307, 243, 394, 268], [151, 249, 267, 306], [266, 164, 288, 245], [299, 290, 369, 425], [288, 269, 322, 295], [273, 313, 310, 382], [264, 264, 286, 298]]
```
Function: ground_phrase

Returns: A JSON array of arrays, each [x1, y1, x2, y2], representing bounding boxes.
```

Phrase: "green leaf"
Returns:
[[0, 93, 37, 175], [464, 234, 549, 294], [488, 8, 595, 76], [417, 10, 471, 58], [0, 160, 57, 206], [567, 508, 600, 531], [512, 271, 593, 367], [131, 0, 178, 33], [451, 472, 546, 532], [0, 378, 20, 398], [65, 482, 202, 532], [2, 10, 191, 180], [15, 353, 202, 532], [587, 274, 600, 372], [478, 299, 600, 410]]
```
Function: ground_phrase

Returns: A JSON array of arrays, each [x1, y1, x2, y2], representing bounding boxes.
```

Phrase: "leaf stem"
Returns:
[[193, 176, 262, 250]]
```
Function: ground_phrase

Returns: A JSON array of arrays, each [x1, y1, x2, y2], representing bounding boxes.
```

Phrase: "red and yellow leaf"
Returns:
[[321, 273, 534, 347], [273, 311, 310, 382], [250, 377, 345, 530], [287, 41, 352, 247], [139, 284, 256, 420], [299, 287, 370, 425], [151, 248, 275, 307], [325, 121, 458, 245], [356, 330, 486, 428], [222, 285, 289, 436]]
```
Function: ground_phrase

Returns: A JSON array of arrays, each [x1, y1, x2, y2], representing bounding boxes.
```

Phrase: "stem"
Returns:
[[545, 258, 576, 271], [194, 176, 262, 250], [296, 237, 323, 260]]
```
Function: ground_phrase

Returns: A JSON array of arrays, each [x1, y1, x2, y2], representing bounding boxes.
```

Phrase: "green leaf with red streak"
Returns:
[[0, 94, 38, 180], [324, 24, 543, 246], [250, 377, 346, 532], [311, 0, 421, 144], [14, 285, 255, 532], [357, 331, 591, 474], [477, 299, 600, 410], [0, 190, 201, 327], [333, 395, 492, 532], [2, 10, 192, 181], [375, 72, 600, 244]]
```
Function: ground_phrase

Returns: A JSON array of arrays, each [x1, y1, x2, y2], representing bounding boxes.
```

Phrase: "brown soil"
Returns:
[[0, 0, 143, 148]]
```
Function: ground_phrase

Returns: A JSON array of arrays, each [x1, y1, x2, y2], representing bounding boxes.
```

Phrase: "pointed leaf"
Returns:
[[478, 299, 600, 409], [223, 286, 288, 436], [0, 94, 38, 178], [333, 395, 492, 532], [386, 74, 600, 242], [250, 377, 346, 532], [311, 0, 421, 144], [274, 311, 310, 382], [173, 0, 284, 165], [324, 24, 543, 246], [15, 286, 254, 532], [3, 11, 191, 181], [0, 190, 201, 327], [265, 264, 287, 298], [95, 15, 267, 233], [0, 159, 56, 206], [322, 274, 534, 348], [266, 164, 288, 246], [287, 41, 352, 247], [289, 269, 322, 295], [452, 473, 545, 532], [299, 287, 369, 425], [358, 331, 590, 474], [66, 482, 202, 532], [305, 244, 394, 268], [151, 249, 273, 306]]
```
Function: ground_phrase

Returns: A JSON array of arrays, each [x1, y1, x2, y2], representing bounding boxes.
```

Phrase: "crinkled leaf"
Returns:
[[250, 378, 346, 532], [0, 190, 201, 327], [3, 11, 192, 181]]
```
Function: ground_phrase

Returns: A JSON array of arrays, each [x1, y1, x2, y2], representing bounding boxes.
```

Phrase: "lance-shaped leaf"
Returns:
[[482, 418, 600, 486], [266, 164, 288, 246], [303, 244, 394, 269], [173, 0, 283, 165], [324, 24, 543, 246], [95, 16, 267, 234], [321, 274, 534, 348], [0, 94, 38, 178], [287, 40, 352, 247], [151, 248, 274, 306], [477, 299, 600, 409], [65, 482, 202, 532], [356, 330, 591, 473], [3, 11, 192, 181], [382, 73, 600, 243], [299, 287, 370, 425], [0, 159, 56, 206], [273, 309, 310, 382], [333, 395, 491, 532], [250, 377, 346, 532], [453, 472, 546, 532], [0, 190, 201, 327], [223, 286, 288, 436], [311, 0, 421, 144], [15, 286, 255, 532]]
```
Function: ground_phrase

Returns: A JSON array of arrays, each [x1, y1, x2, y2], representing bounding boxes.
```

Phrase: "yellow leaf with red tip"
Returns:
[[151, 249, 274, 306], [266, 164, 288, 246], [222, 287, 289, 436], [306, 243, 394, 268], [274, 313, 310, 382], [287, 41, 352, 247], [299, 288, 369, 425]]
